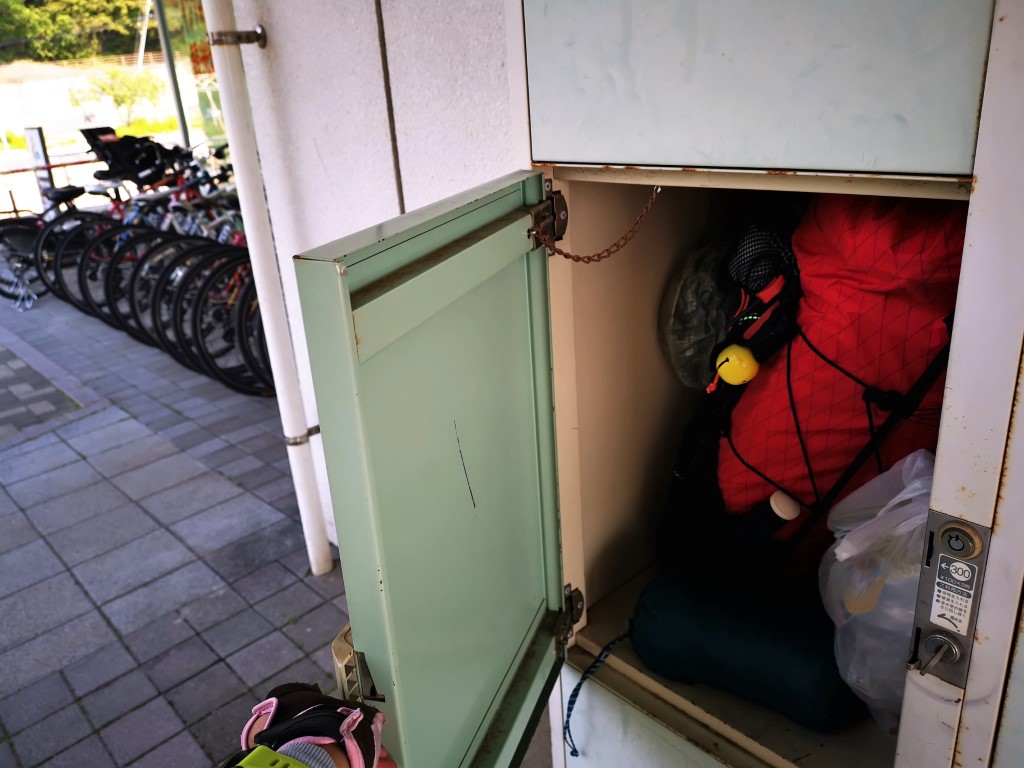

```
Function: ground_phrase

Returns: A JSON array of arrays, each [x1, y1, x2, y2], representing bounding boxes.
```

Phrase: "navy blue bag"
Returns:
[[630, 573, 864, 732]]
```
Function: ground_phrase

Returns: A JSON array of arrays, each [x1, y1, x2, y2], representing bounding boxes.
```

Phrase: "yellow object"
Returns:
[[843, 577, 885, 615], [715, 345, 759, 385]]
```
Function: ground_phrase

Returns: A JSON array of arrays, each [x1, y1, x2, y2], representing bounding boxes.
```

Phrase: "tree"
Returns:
[[70, 65, 163, 122], [0, 0, 154, 61], [0, 0, 41, 63]]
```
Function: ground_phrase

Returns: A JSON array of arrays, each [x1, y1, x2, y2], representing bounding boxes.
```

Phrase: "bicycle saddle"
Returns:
[[42, 186, 85, 205]]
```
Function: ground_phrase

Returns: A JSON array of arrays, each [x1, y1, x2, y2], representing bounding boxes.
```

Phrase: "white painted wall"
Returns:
[[381, 0, 519, 210], [223, 0, 519, 545]]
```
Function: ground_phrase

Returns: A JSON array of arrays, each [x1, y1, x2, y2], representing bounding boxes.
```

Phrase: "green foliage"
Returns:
[[114, 114, 177, 137], [0, 0, 155, 61], [3, 130, 28, 149], [0, 0, 41, 63], [69, 65, 163, 122]]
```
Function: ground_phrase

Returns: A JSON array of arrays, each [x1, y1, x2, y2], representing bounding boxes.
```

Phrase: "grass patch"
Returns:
[[115, 116, 180, 138], [3, 131, 27, 150]]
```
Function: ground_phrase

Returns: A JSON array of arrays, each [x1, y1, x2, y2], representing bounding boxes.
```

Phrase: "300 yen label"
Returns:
[[930, 554, 978, 637]]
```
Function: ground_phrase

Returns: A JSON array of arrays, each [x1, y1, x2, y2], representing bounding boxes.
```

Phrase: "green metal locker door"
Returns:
[[295, 172, 565, 768]]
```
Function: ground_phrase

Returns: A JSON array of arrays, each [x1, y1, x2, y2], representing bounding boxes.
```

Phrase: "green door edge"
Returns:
[[294, 171, 563, 768]]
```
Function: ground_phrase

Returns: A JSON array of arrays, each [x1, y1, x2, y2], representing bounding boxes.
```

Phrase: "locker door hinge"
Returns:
[[336, 625, 386, 703], [342, 650, 386, 704], [529, 181, 568, 252], [556, 584, 585, 648]]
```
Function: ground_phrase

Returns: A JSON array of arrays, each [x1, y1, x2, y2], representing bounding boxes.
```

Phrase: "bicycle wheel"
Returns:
[[233, 273, 275, 390], [149, 243, 231, 369], [53, 217, 119, 314], [77, 224, 151, 324], [187, 252, 273, 396], [104, 230, 171, 342], [0, 220, 48, 306], [127, 236, 209, 346], [173, 248, 246, 373], [33, 211, 106, 300]]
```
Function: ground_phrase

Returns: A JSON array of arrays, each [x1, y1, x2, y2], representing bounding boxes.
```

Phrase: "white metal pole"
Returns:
[[200, 0, 332, 575], [137, 0, 152, 70]]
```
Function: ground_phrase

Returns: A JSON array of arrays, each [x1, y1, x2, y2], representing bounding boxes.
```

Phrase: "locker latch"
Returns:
[[907, 510, 991, 687], [529, 182, 568, 252], [556, 584, 585, 647]]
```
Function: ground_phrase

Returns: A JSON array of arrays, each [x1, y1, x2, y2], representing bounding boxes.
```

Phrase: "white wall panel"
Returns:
[[525, 0, 992, 174], [235, 1, 400, 248], [381, 0, 519, 211]]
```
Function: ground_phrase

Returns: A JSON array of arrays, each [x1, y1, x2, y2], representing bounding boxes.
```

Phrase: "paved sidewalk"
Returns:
[[0, 297, 345, 767]]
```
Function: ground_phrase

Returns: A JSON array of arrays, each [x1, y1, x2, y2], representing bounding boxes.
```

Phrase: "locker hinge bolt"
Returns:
[[556, 585, 585, 647], [209, 25, 267, 48], [529, 190, 568, 252]]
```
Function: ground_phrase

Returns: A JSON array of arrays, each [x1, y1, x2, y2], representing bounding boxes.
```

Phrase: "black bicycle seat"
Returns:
[[42, 186, 86, 205]]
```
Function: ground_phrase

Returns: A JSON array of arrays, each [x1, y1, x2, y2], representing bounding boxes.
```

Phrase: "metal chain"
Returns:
[[529, 185, 662, 263]]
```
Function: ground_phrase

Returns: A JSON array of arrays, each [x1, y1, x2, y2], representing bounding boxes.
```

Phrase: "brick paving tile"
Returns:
[[205, 519, 305, 582], [87, 435, 179, 479], [177, 585, 247, 632], [231, 562, 298, 605], [64, 642, 136, 696], [171, 494, 283, 555], [165, 662, 248, 725], [253, 582, 323, 627], [39, 735, 115, 768], [47, 504, 157, 567], [143, 636, 218, 692], [0, 442, 78, 486], [109, 453, 206, 501], [188, 694, 259, 763], [0, 612, 116, 698], [137, 471, 243, 526], [24, 481, 132, 535], [123, 614, 195, 664], [125, 731, 208, 768], [100, 698, 184, 765], [72, 530, 194, 604], [66, 419, 151, 457], [101, 562, 225, 635], [0, 539, 64, 600], [226, 632, 304, 688], [11, 704, 91, 767], [6, 460, 104, 509], [281, 603, 348, 652], [0, 574, 91, 654], [0, 672, 73, 735], [0, 512, 37, 552], [201, 608, 274, 658], [310, 644, 337, 677], [81, 670, 159, 728], [304, 566, 346, 599]]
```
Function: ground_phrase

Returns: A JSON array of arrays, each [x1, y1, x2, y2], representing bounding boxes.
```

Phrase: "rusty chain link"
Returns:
[[529, 185, 661, 263]]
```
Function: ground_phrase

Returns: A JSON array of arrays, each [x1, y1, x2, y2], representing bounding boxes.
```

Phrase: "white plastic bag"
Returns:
[[819, 449, 934, 733]]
